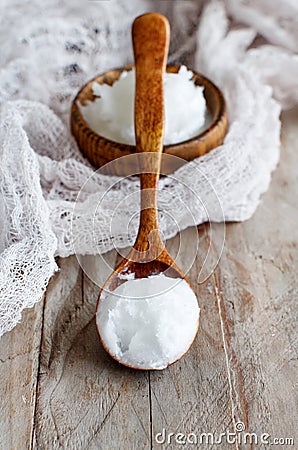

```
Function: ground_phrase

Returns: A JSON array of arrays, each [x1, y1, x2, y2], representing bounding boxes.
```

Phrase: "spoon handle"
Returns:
[[132, 13, 170, 254]]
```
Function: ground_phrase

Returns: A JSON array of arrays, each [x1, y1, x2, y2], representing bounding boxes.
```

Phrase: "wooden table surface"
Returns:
[[1, 109, 297, 450]]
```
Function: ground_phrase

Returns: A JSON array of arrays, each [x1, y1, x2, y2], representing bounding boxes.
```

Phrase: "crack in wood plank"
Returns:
[[0, 349, 31, 364], [83, 393, 121, 449], [150, 386, 169, 425], [30, 296, 47, 450], [148, 372, 153, 450], [212, 271, 245, 450], [131, 396, 150, 442]]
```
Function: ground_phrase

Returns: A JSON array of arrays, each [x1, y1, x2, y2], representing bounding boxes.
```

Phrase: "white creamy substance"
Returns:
[[96, 273, 200, 369], [80, 66, 207, 145]]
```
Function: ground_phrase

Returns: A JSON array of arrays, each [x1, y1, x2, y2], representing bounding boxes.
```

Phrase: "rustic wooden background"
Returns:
[[0, 109, 297, 449]]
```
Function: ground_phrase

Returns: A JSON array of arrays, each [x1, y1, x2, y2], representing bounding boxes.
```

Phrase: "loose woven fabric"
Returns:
[[0, 0, 297, 335]]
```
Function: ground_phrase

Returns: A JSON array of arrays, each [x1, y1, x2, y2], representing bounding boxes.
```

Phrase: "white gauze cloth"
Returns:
[[0, 0, 298, 335]]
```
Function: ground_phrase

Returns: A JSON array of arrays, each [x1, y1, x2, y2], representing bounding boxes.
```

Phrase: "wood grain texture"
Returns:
[[0, 302, 44, 450], [150, 224, 234, 447], [0, 109, 297, 449], [208, 109, 298, 444], [132, 12, 169, 251], [33, 255, 150, 449]]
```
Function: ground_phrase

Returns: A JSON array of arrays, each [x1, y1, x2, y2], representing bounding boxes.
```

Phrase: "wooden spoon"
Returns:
[[96, 12, 199, 370]]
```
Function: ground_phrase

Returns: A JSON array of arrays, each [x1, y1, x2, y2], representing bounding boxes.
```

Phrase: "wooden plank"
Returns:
[[33, 254, 150, 450], [210, 109, 298, 443], [150, 109, 298, 448], [151, 225, 234, 448], [81, 254, 150, 450], [0, 300, 44, 450]]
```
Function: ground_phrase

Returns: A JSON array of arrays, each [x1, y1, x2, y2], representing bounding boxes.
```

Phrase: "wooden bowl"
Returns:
[[71, 65, 228, 176]]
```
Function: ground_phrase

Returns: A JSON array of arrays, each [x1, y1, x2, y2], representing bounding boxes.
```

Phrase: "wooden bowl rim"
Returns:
[[71, 64, 227, 151]]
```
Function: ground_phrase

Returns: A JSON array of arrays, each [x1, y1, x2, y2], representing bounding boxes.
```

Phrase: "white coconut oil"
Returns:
[[96, 273, 200, 370], [80, 66, 208, 146]]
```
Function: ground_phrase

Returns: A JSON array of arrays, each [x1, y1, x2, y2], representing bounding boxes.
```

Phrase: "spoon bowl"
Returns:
[[96, 249, 199, 370]]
